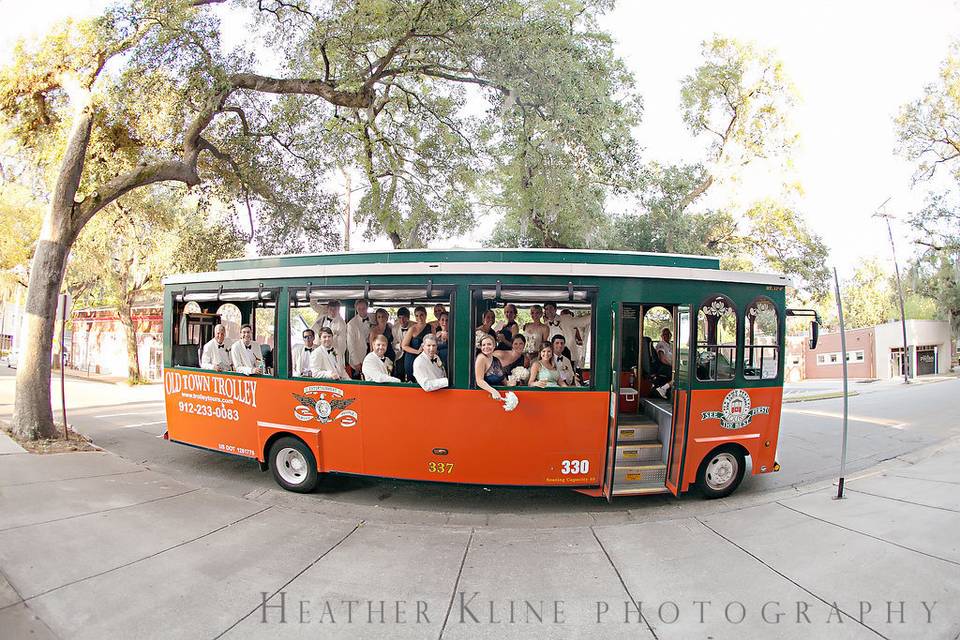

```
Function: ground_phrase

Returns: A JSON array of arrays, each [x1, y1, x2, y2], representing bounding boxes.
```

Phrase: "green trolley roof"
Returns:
[[216, 248, 721, 272]]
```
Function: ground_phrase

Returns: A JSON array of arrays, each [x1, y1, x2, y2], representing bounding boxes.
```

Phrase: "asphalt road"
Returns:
[[3, 368, 958, 521]]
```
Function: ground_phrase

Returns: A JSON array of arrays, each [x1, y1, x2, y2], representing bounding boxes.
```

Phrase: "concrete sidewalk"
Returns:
[[0, 430, 957, 639]]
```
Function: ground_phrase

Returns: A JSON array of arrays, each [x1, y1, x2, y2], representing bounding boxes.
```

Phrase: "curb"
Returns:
[[783, 391, 859, 403]]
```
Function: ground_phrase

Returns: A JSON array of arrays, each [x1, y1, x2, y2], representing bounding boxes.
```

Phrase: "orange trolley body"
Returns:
[[161, 249, 817, 499]]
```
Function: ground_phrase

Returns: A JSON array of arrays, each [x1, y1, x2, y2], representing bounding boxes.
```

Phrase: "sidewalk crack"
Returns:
[[0, 487, 200, 533], [438, 528, 474, 639], [843, 486, 960, 514], [589, 526, 659, 640], [777, 501, 960, 567], [695, 518, 890, 639], [1, 469, 146, 488], [211, 519, 364, 640], [0, 505, 274, 610]]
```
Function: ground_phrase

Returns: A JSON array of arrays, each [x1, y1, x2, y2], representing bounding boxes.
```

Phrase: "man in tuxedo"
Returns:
[[200, 324, 232, 371]]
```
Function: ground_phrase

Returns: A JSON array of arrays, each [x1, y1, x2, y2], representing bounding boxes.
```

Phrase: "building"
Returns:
[[70, 302, 164, 381], [789, 319, 955, 380]]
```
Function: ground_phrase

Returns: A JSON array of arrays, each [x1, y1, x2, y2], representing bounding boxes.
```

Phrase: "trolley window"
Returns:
[[696, 295, 737, 382], [288, 285, 454, 384], [471, 286, 595, 389], [744, 296, 779, 380]]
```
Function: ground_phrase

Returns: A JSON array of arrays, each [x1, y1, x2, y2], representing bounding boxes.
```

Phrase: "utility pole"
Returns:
[[834, 268, 849, 500], [873, 198, 910, 383]]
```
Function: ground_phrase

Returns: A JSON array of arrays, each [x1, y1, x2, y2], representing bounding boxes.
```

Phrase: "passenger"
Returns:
[[368, 308, 396, 363], [413, 334, 448, 391], [543, 302, 591, 364], [402, 306, 433, 381], [362, 334, 401, 383], [392, 307, 411, 381], [475, 309, 497, 348], [495, 303, 520, 348], [529, 342, 566, 388], [551, 334, 578, 386], [312, 327, 348, 380], [291, 328, 318, 377], [230, 324, 264, 375], [475, 334, 511, 401], [310, 299, 347, 356], [430, 303, 447, 331], [345, 299, 372, 377], [522, 304, 549, 352], [494, 334, 528, 379], [200, 324, 233, 372], [435, 311, 450, 369], [655, 327, 674, 399]]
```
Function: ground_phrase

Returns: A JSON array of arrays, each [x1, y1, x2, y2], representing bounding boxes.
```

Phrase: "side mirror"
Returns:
[[787, 308, 821, 350]]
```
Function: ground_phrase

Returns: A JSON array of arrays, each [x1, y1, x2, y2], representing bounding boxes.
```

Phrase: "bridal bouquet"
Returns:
[[502, 391, 519, 412], [508, 365, 530, 384]]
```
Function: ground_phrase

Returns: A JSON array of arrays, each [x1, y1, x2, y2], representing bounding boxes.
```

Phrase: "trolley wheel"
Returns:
[[696, 446, 745, 499], [268, 437, 318, 493]]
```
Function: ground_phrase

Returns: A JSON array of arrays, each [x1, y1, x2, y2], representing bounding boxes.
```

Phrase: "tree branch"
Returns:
[[230, 72, 373, 109]]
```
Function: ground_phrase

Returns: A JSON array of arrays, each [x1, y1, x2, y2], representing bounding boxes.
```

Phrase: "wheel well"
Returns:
[[700, 442, 750, 472], [261, 432, 309, 470]]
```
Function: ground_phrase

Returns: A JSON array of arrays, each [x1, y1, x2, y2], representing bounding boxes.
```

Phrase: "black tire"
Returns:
[[268, 436, 318, 493], [696, 446, 745, 499]]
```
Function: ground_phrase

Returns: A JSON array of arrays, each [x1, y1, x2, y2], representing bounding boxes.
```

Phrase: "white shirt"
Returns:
[[346, 313, 372, 368], [554, 353, 577, 386], [292, 343, 319, 377], [392, 322, 411, 359], [362, 352, 401, 383], [655, 340, 673, 366], [200, 338, 233, 371], [230, 340, 263, 374], [311, 346, 347, 380], [309, 301, 348, 356], [413, 352, 448, 391], [546, 313, 592, 363]]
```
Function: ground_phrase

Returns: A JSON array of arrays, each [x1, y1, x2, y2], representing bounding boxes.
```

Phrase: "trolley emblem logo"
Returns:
[[701, 389, 769, 430], [292, 386, 358, 427]]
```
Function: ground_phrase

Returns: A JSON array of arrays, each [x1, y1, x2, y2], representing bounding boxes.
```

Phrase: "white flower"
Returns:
[[509, 366, 530, 382], [502, 391, 519, 412]]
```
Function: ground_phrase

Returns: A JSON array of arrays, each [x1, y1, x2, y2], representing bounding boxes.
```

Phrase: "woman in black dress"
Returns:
[[402, 306, 433, 380]]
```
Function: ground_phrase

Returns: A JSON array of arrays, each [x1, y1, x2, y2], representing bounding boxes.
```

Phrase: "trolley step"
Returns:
[[616, 423, 659, 443], [613, 463, 667, 486], [615, 442, 663, 464], [612, 485, 671, 497]]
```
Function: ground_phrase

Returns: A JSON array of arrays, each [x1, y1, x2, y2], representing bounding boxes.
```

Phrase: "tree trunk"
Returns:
[[118, 299, 142, 384], [12, 233, 72, 440]]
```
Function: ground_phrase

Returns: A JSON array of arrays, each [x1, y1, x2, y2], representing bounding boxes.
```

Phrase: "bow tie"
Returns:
[[322, 317, 333, 325], [550, 320, 561, 326], [431, 357, 440, 364], [217, 344, 224, 349], [327, 348, 336, 355], [361, 317, 369, 323], [304, 347, 313, 352], [380, 356, 387, 362], [245, 345, 252, 350]]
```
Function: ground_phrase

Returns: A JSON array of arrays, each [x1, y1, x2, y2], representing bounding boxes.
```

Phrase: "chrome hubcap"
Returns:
[[705, 453, 737, 490], [276, 448, 308, 485]]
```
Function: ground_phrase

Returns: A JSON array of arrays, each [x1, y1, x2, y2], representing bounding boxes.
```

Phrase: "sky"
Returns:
[[1, 0, 957, 278]]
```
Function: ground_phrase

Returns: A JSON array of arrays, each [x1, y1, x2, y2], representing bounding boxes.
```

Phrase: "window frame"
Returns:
[[695, 294, 739, 383], [286, 283, 457, 387], [170, 286, 280, 377], [743, 295, 780, 381], [468, 284, 598, 392]]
